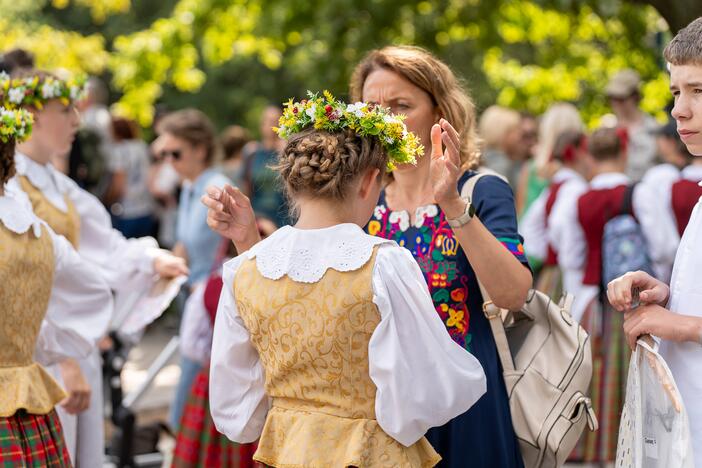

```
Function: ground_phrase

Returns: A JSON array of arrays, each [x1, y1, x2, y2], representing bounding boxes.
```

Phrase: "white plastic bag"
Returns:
[[616, 338, 694, 468]]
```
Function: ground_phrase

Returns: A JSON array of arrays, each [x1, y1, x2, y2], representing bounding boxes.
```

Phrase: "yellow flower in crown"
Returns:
[[0, 71, 87, 110], [0, 106, 34, 143], [274, 90, 424, 171]]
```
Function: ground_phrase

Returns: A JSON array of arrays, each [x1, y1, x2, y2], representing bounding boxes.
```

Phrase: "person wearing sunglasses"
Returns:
[[153, 108, 232, 431]]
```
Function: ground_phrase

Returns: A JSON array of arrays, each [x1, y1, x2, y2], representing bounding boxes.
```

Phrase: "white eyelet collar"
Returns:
[[0, 193, 43, 237], [245, 223, 393, 283]]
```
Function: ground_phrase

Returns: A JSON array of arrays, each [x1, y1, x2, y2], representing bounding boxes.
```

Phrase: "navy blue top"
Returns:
[[366, 171, 528, 468]]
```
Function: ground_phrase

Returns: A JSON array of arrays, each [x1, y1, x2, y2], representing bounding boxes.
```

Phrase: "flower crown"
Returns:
[[275, 91, 424, 170], [0, 106, 33, 144], [0, 71, 87, 109]]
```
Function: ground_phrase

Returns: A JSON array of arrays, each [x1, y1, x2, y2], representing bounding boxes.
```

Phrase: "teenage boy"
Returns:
[[607, 17, 702, 465]]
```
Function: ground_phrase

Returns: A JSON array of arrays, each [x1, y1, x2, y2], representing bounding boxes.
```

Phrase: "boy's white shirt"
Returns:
[[521, 167, 583, 263], [209, 223, 487, 447], [661, 184, 702, 465], [544, 168, 591, 322], [656, 164, 702, 255]]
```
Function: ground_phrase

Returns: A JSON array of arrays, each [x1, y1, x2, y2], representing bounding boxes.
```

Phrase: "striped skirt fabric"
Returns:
[[570, 299, 630, 462], [0, 409, 72, 467], [171, 367, 258, 468]]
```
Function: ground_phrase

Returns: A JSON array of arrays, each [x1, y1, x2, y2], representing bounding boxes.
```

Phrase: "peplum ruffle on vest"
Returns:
[[0, 363, 66, 417]]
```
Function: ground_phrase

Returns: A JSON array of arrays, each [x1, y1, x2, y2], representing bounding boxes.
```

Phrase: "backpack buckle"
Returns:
[[483, 301, 501, 319]]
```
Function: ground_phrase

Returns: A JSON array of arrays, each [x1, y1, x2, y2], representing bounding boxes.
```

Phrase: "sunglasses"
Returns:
[[160, 149, 183, 160]]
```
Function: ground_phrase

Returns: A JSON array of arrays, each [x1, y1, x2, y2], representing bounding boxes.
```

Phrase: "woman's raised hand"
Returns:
[[201, 184, 261, 252], [430, 119, 466, 218], [430, 119, 462, 204]]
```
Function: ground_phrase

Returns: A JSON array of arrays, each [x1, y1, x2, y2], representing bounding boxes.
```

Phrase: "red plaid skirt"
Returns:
[[0, 409, 72, 467], [172, 367, 257, 468]]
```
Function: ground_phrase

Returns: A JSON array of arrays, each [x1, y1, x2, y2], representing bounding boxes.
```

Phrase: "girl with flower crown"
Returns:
[[208, 92, 487, 467], [0, 106, 113, 467], [1, 69, 189, 467], [206, 47, 532, 468]]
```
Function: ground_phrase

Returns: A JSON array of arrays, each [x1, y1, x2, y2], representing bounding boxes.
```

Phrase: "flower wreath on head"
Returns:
[[0, 71, 87, 109], [0, 107, 33, 144], [275, 90, 424, 171]]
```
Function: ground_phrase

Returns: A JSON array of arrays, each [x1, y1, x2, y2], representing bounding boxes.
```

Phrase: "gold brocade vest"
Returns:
[[18, 175, 80, 248], [234, 248, 441, 468], [0, 224, 66, 417]]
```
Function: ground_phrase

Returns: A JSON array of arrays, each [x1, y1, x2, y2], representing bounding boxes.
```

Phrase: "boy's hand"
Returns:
[[607, 271, 669, 312], [623, 305, 700, 350]]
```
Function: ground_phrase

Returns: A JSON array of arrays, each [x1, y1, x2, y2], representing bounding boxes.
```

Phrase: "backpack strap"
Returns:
[[620, 183, 637, 216], [460, 171, 516, 373]]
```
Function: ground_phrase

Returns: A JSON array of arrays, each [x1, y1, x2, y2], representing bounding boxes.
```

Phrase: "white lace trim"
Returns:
[[14, 152, 69, 212], [246, 224, 393, 283], [0, 195, 43, 237]]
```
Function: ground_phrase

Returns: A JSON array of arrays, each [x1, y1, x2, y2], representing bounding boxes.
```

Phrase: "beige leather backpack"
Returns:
[[463, 173, 598, 467]]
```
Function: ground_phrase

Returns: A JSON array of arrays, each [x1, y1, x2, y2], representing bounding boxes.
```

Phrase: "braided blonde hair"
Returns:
[[275, 128, 386, 205]]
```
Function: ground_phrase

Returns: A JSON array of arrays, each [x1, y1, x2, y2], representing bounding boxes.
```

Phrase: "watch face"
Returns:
[[468, 203, 476, 217]]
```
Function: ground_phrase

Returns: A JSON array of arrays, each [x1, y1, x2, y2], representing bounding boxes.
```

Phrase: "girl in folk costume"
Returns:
[[521, 131, 591, 320], [1, 70, 189, 466], [205, 47, 533, 468], [209, 93, 487, 468], [0, 106, 112, 467], [568, 127, 678, 462]]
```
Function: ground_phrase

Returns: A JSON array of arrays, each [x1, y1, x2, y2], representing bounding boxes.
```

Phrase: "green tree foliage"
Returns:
[[1, 0, 695, 130]]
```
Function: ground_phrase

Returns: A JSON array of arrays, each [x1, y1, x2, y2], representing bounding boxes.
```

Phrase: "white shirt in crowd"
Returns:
[[556, 172, 679, 320], [107, 139, 155, 219], [209, 224, 487, 446], [626, 114, 660, 182], [660, 181, 702, 466]]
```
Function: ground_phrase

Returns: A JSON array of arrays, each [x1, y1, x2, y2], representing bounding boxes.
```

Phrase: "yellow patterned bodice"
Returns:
[[18, 175, 80, 248], [0, 224, 66, 417], [234, 248, 440, 468]]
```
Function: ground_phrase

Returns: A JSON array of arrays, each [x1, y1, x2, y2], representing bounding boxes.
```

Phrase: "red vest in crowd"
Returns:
[[544, 181, 565, 266], [671, 179, 702, 236], [577, 185, 630, 286]]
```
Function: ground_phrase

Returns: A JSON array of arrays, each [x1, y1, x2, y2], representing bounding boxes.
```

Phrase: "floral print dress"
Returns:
[[366, 171, 529, 468]]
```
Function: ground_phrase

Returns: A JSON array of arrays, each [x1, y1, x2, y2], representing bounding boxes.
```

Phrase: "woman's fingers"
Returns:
[[440, 119, 461, 151], [201, 194, 224, 212], [441, 132, 461, 167], [225, 184, 251, 208], [430, 124, 443, 159]]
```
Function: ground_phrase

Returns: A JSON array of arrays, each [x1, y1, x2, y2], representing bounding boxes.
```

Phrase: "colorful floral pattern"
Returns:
[[369, 201, 526, 351], [370, 202, 474, 349]]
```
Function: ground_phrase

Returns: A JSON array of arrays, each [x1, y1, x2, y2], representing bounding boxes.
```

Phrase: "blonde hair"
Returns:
[[478, 106, 521, 149], [275, 128, 386, 203], [535, 103, 584, 169], [349, 45, 481, 169], [664, 17, 702, 65]]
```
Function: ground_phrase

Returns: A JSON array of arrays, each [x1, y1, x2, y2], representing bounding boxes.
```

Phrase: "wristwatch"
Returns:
[[446, 198, 476, 228]]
